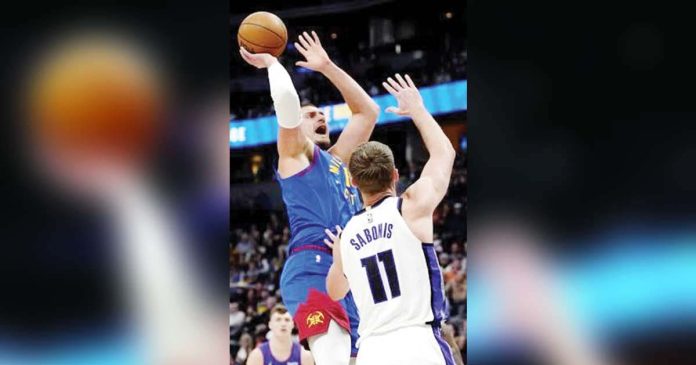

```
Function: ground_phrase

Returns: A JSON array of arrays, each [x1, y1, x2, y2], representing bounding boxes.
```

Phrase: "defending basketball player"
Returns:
[[239, 30, 379, 364], [325, 74, 457, 365], [246, 305, 314, 365]]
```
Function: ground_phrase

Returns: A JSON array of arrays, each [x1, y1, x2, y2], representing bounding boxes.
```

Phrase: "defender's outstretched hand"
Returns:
[[239, 47, 278, 69], [294, 31, 332, 72], [382, 74, 425, 116], [323, 225, 342, 251]]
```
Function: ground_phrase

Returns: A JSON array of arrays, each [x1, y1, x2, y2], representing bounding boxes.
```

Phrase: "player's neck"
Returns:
[[270, 334, 292, 348], [362, 190, 395, 207]]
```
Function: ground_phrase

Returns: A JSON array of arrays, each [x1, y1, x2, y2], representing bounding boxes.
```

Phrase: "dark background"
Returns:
[[469, 0, 696, 239], [469, 0, 696, 364], [0, 0, 229, 347]]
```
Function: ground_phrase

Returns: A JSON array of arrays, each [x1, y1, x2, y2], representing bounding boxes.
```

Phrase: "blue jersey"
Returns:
[[259, 342, 302, 365], [277, 145, 362, 252], [277, 144, 363, 357]]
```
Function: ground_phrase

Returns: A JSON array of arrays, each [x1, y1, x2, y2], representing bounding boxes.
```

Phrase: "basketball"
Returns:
[[27, 36, 163, 161], [237, 11, 288, 57]]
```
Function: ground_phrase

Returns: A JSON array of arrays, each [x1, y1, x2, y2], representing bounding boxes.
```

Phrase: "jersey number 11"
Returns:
[[360, 249, 401, 304]]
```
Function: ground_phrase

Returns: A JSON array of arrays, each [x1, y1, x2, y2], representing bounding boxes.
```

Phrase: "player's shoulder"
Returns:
[[246, 346, 264, 365], [307, 144, 336, 172], [400, 180, 435, 214], [278, 144, 327, 181], [326, 146, 352, 166]]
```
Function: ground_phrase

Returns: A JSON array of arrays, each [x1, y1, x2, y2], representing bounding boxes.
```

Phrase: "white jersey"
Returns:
[[340, 196, 448, 344]]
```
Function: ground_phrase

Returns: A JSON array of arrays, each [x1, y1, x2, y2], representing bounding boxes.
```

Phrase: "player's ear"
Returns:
[[393, 168, 399, 183], [267, 314, 275, 329], [351, 176, 359, 188]]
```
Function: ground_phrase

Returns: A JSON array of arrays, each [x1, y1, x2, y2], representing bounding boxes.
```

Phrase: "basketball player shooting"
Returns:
[[246, 305, 314, 365], [325, 74, 457, 365], [239, 30, 379, 364]]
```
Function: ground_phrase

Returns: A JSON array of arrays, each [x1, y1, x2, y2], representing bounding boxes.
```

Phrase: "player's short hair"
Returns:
[[270, 304, 289, 317], [349, 141, 395, 194]]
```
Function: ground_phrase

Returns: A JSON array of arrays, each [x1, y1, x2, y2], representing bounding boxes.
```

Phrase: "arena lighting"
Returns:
[[469, 234, 696, 357], [460, 135, 467, 152], [230, 79, 467, 149]]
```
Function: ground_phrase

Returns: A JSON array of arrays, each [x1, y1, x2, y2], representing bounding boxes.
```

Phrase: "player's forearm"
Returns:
[[268, 61, 302, 129], [320, 62, 379, 119], [411, 107, 456, 163], [326, 264, 349, 300], [268, 61, 308, 156], [411, 107, 455, 195]]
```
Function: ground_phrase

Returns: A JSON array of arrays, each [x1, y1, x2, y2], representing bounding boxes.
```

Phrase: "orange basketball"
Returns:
[[26, 36, 163, 162], [237, 11, 288, 57]]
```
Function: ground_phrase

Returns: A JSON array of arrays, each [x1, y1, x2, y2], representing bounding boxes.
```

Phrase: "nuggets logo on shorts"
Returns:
[[306, 311, 325, 327]]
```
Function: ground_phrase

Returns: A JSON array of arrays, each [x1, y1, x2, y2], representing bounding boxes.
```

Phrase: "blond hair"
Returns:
[[270, 304, 289, 316], [349, 141, 395, 194]]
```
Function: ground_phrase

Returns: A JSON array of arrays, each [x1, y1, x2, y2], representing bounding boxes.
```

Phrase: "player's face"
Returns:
[[269, 311, 294, 338], [300, 105, 330, 149]]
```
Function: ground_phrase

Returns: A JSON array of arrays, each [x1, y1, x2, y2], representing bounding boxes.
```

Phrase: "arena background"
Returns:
[[229, 0, 467, 363]]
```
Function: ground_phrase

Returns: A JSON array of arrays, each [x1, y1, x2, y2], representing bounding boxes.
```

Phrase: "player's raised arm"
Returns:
[[294, 31, 379, 162], [239, 48, 311, 161], [382, 74, 456, 233]]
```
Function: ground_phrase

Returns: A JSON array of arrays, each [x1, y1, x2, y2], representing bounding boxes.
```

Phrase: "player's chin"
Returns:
[[315, 135, 331, 150]]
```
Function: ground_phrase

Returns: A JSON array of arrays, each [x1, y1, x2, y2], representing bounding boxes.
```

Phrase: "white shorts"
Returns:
[[356, 325, 455, 365]]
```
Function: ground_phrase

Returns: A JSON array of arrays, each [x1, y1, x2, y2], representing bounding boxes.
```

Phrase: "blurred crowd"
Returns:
[[231, 44, 466, 120], [229, 154, 467, 364]]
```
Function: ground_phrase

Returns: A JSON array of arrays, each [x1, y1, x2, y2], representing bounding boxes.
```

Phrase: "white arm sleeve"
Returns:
[[268, 61, 302, 129]]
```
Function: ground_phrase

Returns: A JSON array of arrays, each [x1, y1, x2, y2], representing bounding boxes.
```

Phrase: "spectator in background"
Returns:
[[277, 227, 289, 262], [257, 295, 277, 317], [254, 324, 269, 346], [447, 271, 467, 319], [450, 241, 464, 261], [439, 252, 451, 269], [246, 289, 257, 309], [235, 333, 254, 365], [230, 302, 246, 333], [262, 225, 273, 245], [444, 256, 463, 284], [443, 202, 465, 238], [235, 233, 254, 260]]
